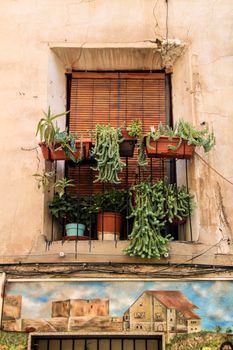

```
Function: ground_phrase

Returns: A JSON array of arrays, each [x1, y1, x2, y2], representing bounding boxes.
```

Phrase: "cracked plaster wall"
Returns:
[[0, 0, 232, 260]]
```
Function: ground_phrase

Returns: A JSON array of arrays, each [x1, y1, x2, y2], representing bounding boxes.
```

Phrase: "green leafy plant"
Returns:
[[33, 170, 55, 191], [36, 106, 69, 147], [91, 124, 126, 183], [54, 178, 74, 198], [126, 119, 143, 138], [87, 189, 127, 215], [124, 179, 194, 258], [0, 331, 28, 350], [49, 192, 82, 224]]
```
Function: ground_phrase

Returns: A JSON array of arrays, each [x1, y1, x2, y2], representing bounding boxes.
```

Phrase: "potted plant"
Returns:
[[36, 106, 91, 162], [48, 192, 87, 238], [87, 189, 127, 240], [124, 179, 194, 258], [145, 120, 215, 159], [91, 124, 126, 183], [164, 180, 194, 224], [119, 119, 142, 157], [48, 179, 87, 238]]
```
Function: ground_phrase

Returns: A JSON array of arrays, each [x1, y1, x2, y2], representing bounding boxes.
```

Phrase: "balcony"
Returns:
[[34, 106, 215, 263]]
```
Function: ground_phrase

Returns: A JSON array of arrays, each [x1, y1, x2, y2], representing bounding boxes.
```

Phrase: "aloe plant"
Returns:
[[36, 106, 69, 147], [91, 124, 126, 183]]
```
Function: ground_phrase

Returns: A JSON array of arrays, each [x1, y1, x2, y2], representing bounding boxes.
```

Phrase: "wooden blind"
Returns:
[[68, 72, 166, 195]]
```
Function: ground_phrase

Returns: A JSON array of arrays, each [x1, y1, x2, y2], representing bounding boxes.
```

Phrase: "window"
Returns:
[[67, 71, 168, 195], [31, 336, 163, 350], [134, 312, 145, 318], [57, 71, 177, 242]]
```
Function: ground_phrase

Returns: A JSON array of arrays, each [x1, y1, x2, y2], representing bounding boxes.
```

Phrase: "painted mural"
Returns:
[[2, 280, 233, 345]]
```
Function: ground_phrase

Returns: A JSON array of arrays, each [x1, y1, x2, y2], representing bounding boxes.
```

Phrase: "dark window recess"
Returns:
[[31, 336, 163, 350], [55, 71, 178, 241]]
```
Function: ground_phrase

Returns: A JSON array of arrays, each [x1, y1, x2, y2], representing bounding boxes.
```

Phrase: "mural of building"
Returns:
[[124, 291, 201, 342], [1, 279, 233, 349], [2, 289, 203, 342]]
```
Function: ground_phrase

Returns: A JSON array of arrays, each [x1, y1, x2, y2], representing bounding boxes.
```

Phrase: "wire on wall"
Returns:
[[195, 151, 233, 186]]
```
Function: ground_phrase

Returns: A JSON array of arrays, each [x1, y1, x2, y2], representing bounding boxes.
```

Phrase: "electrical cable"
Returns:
[[195, 151, 233, 186], [152, 239, 224, 274]]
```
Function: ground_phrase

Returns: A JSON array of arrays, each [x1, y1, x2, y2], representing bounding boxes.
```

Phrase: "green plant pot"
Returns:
[[78, 223, 85, 236], [65, 223, 78, 236]]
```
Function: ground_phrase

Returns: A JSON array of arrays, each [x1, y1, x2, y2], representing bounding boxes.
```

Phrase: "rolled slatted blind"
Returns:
[[68, 72, 166, 195]]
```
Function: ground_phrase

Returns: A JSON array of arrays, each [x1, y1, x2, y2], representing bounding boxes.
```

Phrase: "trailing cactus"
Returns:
[[91, 124, 126, 183], [124, 179, 194, 259]]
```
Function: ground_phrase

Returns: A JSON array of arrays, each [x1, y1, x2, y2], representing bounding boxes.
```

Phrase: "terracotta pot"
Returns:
[[119, 129, 137, 157], [39, 139, 92, 161], [39, 142, 50, 160], [145, 136, 195, 159], [97, 212, 123, 240]]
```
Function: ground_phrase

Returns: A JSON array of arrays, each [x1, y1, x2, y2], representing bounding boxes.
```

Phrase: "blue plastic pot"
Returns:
[[65, 223, 78, 236], [78, 223, 85, 236]]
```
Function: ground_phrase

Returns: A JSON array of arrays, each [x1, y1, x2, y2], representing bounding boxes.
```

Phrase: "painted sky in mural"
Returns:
[[5, 280, 233, 330]]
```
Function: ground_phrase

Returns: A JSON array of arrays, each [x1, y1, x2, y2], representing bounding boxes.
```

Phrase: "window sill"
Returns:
[[20, 237, 233, 266]]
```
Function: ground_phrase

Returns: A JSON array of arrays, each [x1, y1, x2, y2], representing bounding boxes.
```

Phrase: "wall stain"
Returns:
[[215, 182, 232, 240]]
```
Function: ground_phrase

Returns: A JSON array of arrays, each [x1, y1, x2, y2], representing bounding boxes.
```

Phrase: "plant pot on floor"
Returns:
[[119, 130, 137, 157], [65, 223, 78, 236], [65, 223, 86, 236], [145, 136, 195, 159], [97, 212, 123, 240]]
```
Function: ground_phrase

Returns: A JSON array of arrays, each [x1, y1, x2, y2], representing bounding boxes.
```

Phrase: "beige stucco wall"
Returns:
[[0, 0, 233, 263]]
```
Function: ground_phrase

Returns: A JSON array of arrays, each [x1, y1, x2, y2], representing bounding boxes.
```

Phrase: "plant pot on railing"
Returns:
[[119, 129, 137, 157], [144, 119, 215, 160], [145, 136, 195, 159], [39, 139, 92, 161], [97, 212, 123, 241]]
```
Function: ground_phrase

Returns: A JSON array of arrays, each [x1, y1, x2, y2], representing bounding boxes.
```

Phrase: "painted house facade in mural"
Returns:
[[0, 0, 233, 349], [124, 291, 201, 341]]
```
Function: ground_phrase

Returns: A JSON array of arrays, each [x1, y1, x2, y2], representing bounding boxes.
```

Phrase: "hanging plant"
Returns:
[[91, 124, 126, 183], [124, 179, 194, 259], [125, 181, 171, 259], [163, 180, 194, 223]]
